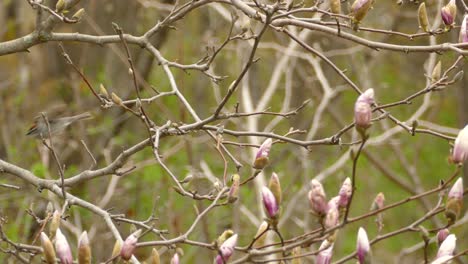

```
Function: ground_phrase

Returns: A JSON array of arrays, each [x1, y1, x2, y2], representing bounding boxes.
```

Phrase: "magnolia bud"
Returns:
[[78, 231, 91, 264], [40, 232, 57, 264], [228, 174, 240, 203], [55, 0, 66, 12], [436, 229, 450, 247], [72, 8, 85, 21], [253, 221, 269, 248], [418, 3, 430, 32], [262, 186, 279, 219], [111, 240, 122, 259], [49, 210, 61, 238], [350, 0, 373, 25], [171, 253, 180, 264], [55, 229, 73, 264], [308, 180, 328, 216], [111, 92, 123, 105], [441, 0, 457, 26], [356, 227, 371, 264], [452, 125, 468, 164], [149, 248, 160, 264], [431, 61, 442, 83], [436, 234, 456, 258], [330, 0, 341, 14], [460, 15, 468, 43], [253, 138, 272, 170], [217, 230, 234, 246], [445, 177, 463, 225], [431, 255, 454, 264], [99, 84, 109, 98], [338, 177, 352, 208], [215, 234, 238, 264], [268, 172, 282, 206], [316, 240, 334, 264], [324, 204, 339, 229], [120, 229, 141, 261], [370, 192, 385, 211], [354, 89, 374, 132]]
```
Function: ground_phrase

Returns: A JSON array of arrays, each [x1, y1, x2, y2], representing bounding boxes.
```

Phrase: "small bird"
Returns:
[[26, 112, 92, 138]]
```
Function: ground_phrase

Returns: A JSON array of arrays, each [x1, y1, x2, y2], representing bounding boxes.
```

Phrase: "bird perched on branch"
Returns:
[[26, 112, 92, 138]]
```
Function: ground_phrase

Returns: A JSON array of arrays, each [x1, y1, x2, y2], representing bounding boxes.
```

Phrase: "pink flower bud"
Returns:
[[354, 89, 374, 130], [452, 125, 468, 163], [338, 177, 352, 208], [324, 204, 339, 229], [316, 240, 334, 264], [120, 229, 141, 261], [441, 0, 457, 26], [328, 196, 340, 209], [262, 186, 279, 219], [308, 180, 328, 216], [436, 234, 456, 258], [171, 253, 180, 264], [448, 178, 463, 200], [356, 227, 371, 264], [350, 0, 373, 24], [436, 229, 450, 247], [215, 234, 238, 264], [253, 138, 272, 169], [55, 229, 73, 264], [460, 15, 468, 43], [371, 192, 385, 211]]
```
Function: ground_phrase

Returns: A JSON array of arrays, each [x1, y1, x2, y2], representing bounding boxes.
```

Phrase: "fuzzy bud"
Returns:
[[459, 15, 468, 43], [55, 0, 66, 12], [330, 0, 341, 14], [111, 92, 123, 105], [269, 172, 282, 206], [49, 210, 61, 238], [111, 240, 122, 259], [215, 234, 238, 264], [338, 177, 352, 208], [354, 89, 374, 132], [228, 174, 240, 203], [316, 240, 334, 264], [262, 186, 279, 219], [350, 0, 373, 25], [253, 221, 269, 248], [55, 229, 73, 264], [253, 138, 272, 170], [72, 8, 85, 21], [120, 229, 141, 261], [436, 234, 456, 258], [78, 231, 91, 264], [437, 229, 450, 247], [149, 248, 160, 264], [452, 125, 468, 164], [356, 227, 371, 264], [441, 0, 457, 26], [308, 179, 328, 216], [445, 178, 463, 225], [431, 255, 454, 264], [40, 232, 57, 264], [99, 84, 109, 98], [418, 3, 430, 32], [370, 192, 385, 211], [217, 230, 234, 246], [431, 61, 442, 83], [324, 203, 339, 229]]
